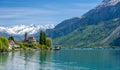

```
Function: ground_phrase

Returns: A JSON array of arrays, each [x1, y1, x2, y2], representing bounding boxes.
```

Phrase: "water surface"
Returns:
[[0, 49, 120, 70]]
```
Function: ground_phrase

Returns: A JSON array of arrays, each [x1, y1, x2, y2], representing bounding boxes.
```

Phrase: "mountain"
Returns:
[[0, 24, 55, 35], [99, 0, 120, 7], [0, 24, 55, 40], [46, 17, 80, 39], [47, 0, 120, 48]]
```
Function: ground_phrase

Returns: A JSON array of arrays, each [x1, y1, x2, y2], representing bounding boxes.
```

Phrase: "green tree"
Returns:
[[46, 38, 52, 47], [39, 31, 46, 45], [8, 36, 14, 41], [0, 36, 9, 52], [0, 40, 3, 51]]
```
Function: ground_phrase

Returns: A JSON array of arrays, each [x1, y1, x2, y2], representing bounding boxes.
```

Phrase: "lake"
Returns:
[[0, 49, 120, 70]]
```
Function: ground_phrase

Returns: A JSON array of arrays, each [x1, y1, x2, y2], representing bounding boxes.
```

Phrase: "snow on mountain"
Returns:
[[0, 24, 55, 36], [99, 0, 120, 7]]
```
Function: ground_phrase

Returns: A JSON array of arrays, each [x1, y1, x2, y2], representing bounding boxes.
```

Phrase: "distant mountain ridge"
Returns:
[[0, 24, 55, 40], [0, 24, 55, 36], [47, 0, 120, 48]]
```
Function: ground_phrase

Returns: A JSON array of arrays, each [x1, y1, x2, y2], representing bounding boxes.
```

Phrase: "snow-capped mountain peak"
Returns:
[[99, 0, 120, 7], [0, 24, 55, 36]]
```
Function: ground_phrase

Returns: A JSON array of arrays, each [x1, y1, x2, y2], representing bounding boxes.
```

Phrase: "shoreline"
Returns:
[[0, 47, 53, 54]]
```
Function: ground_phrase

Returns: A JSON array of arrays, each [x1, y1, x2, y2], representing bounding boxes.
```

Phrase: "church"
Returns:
[[24, 32, 37, 43]]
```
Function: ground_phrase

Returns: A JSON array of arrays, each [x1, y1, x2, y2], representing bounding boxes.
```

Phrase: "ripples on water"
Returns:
[[0, 49, 120, 70]]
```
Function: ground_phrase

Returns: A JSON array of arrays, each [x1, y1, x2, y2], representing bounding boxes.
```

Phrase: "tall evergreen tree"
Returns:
[[43, 32, 46, 45], [39, 31, 46, 45]]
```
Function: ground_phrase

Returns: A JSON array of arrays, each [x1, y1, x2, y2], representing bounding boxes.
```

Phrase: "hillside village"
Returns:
[[0, 31, 53, 52], [8, 32, 37, 49]]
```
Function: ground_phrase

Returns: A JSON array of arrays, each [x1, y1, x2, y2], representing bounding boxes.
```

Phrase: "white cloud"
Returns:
[[0, 7, 58, 19], [42, 3, 98, 10]]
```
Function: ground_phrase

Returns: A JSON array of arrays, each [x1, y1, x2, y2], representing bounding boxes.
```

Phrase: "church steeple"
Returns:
[[24, 32, 28, 41]]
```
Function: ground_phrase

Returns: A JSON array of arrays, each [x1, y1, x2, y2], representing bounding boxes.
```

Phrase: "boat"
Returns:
[[54, 46, 61, 50]]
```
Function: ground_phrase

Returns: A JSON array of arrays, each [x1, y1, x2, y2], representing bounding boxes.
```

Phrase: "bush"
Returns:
[[46, 38, 52, 47], [23, 42, 38, 49], [18, 42, 27, 50]]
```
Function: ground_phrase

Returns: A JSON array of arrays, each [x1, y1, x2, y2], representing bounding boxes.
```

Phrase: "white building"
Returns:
[[9, 40, 20, 49]]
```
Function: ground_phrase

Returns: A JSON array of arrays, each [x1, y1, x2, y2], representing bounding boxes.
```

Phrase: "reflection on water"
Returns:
[[0, 53, 9, 70], [0, 50, 53, 70], [0, 49, 120, 70], [39, 50, 53, 70]]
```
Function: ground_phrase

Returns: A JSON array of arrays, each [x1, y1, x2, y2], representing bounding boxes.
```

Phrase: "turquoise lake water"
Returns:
[[0, 49, 120, 70]]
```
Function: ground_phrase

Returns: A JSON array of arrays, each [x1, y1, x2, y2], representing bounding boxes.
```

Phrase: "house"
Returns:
[[24, 32, 37, 43], [8, 40, 20, 49]]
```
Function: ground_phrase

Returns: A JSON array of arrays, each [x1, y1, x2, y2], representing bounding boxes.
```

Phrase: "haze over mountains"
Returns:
[[47, 0, 120, 48]]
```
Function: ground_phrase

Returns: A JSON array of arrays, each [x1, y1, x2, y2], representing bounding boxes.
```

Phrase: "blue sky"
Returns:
[[0, 0, 102, 26]]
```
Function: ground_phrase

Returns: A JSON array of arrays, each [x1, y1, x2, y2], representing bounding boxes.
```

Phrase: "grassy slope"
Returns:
[[53, 19, 120, 48]]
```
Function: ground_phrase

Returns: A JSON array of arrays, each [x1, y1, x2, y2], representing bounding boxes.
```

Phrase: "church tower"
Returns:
[[24, 32, 28, 41]]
